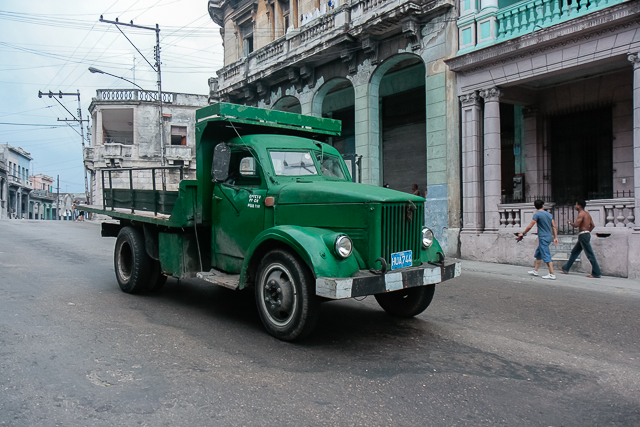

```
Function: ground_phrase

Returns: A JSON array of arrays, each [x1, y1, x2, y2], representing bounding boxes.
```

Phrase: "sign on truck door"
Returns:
[[212, 149, 267, 273]]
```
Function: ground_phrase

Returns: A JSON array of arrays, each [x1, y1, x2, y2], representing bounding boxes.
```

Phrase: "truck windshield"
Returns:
[[270, 151, 318, 176], [315, 152, 347, 180]]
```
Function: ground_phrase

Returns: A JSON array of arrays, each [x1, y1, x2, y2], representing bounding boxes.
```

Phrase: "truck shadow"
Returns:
[[143, 277, 441, 348]]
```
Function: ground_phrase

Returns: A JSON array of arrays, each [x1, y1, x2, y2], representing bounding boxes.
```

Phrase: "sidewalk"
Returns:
[[458, 259, 640, 297]]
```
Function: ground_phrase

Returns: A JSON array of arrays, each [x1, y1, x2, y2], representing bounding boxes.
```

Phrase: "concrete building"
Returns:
[[29, 174, 56, 220], [1, 144, 33, 219], [446, 0, 640, 277], [208, 0, 462, 255], [83, 89, 209, 208]]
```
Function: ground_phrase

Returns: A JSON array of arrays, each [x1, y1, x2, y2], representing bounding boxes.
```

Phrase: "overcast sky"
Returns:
[[0, 0, 223, 193]]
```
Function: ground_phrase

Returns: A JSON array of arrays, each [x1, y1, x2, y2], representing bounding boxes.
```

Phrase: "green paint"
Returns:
[[480, 21, 491, 39], [82, 102, 446, 290], [462, 28, 472, 46], [514, 105, 525, 175]]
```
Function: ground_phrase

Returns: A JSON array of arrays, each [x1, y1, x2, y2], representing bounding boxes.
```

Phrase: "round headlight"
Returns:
[[335, 235, 353, 258], [422, 227, 434, 248]]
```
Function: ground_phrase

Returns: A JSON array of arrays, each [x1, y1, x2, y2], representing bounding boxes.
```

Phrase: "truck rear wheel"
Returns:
[[374, 285, 435, 318], [255, 250, 319, 341], [114, 227, 152, 294]]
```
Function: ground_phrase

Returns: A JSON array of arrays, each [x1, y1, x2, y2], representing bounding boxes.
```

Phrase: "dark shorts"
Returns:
[[534, 238, 552, 263]]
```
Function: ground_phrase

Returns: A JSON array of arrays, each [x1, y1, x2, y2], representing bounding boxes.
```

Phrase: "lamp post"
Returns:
[[88, 67, 145, 91]]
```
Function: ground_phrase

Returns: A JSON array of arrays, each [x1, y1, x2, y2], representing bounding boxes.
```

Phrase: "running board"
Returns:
[[196, 270, 240, 290]]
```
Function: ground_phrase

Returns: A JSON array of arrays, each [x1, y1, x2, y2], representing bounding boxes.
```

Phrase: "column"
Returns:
[[460, 92, 484, 233], [629, 53, 640, 232], [353, 78, 380, 186], [480, 87, 502, 232]]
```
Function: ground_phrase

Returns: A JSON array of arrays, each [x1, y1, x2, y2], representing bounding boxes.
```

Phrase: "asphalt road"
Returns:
[[0, 220, 639, 426]]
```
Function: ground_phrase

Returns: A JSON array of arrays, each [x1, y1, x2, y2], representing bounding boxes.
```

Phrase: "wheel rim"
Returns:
[[117, 241, 133, 282], [259, 263, 297, 327]]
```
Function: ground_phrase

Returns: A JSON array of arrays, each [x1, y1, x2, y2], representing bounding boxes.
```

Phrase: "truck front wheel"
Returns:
[[374, 285, 435, 318], [255, 250, 319, 341], [114, 227, 152, 294]]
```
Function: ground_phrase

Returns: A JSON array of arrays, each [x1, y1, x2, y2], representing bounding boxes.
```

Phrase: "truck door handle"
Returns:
[[214, 196, 222, 201]]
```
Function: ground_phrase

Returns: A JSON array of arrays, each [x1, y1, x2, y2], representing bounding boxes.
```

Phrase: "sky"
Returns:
[[0, 0, 223, 193]]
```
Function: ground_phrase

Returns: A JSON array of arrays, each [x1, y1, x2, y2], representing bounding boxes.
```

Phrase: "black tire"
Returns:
[[114, 227, 152, 294], [147, 260, 167, 292], [255, 249, 319, 341], [374, 285, 435, 318]]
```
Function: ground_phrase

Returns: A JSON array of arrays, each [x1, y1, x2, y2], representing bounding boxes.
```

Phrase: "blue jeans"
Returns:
[[562, 233, 602, 277]]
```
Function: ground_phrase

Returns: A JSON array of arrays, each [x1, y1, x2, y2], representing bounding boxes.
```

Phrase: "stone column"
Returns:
[[629, 53, 640, 232], [352, 74, 380, 186], [460, 92, 484, 233], [480, 87, 502, 232]]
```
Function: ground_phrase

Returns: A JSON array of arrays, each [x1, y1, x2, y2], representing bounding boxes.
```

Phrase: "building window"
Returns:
[[279, 0, 290, 32], [170, 126, 187, 146], [240, 21, 254, 57]]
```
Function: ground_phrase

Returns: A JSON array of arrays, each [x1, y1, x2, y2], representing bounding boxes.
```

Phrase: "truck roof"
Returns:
[[196, 103, 341, 137]]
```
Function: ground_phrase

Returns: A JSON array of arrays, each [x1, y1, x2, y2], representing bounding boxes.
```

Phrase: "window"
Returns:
[[270, 151, 318, 176], [171, 126, 187, 146], [240, 21, 254, 57], [315, 152, 347, 180]]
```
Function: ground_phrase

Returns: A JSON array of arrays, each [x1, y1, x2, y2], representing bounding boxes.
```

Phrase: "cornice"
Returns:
[[446, 0, 640, 74]]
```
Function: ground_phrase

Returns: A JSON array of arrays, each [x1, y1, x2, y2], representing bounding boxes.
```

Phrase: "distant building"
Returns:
[[1, 144, 33, 219], [29, 174, 56, 220], [83, 89, 209, 208]]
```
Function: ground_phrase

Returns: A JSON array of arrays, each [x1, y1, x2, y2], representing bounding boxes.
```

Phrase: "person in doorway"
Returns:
[[518, 199, 559, 279], [411, 183, 421, 196], [561, 200, 601, 278]]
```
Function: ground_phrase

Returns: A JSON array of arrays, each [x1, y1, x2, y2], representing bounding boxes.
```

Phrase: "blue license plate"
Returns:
[[390, 250, 412, 270]]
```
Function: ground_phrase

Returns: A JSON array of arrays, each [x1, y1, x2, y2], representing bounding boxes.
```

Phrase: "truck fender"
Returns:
[[239, 225, 361, 289]]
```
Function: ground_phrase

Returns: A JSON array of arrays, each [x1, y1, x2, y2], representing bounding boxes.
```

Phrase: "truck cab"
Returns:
[[81, 103, 460, 341]]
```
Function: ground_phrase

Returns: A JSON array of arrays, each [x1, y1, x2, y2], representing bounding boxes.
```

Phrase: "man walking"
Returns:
[[561, 200, 602, 278], [518, 200, 559, 279]]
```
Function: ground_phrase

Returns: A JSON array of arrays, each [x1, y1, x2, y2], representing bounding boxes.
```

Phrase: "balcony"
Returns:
[[456, 0, 628, 54], [165, 145, 193, 167], [217, 0, 453, 96], [96, 89, 174, 104]]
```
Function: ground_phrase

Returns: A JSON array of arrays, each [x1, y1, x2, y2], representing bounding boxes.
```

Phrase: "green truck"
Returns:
[[80, 103, 460, 341]]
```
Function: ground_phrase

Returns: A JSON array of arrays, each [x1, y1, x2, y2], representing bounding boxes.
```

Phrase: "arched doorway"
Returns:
[[313, 78, 356, 179], [272, 96, 302, 113], [376, 55, 427, 194]]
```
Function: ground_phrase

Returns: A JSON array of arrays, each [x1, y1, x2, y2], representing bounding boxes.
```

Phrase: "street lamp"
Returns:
[[88, 67, 145, 91]]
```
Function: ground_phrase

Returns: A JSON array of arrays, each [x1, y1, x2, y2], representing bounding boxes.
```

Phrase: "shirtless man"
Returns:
[[561, 200, 602, 278]]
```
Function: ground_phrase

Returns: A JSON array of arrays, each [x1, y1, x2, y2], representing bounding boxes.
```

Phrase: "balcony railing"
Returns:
[[498, 192, 635, 233], [96, 89, 174, 104], [457, 0, 627, 54]]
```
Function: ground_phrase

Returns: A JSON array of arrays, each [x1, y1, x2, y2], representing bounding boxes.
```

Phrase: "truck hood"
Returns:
[[276, 181, 424, 204]]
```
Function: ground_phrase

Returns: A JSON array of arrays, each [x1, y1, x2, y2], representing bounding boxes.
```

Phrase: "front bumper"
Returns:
[[316, 261, 461, 299]]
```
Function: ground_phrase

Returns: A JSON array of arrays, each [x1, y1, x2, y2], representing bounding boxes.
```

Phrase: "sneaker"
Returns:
[[528, 270, 539, 276], [542, 274, 556, 280]]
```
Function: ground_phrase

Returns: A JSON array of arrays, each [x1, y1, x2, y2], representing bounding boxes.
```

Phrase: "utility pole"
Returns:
[[99, 16, 166, 190], [37, 90, 91, 206]]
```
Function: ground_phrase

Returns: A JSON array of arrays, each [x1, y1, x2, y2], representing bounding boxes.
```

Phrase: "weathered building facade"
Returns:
[[83, 89, 209, 209], [0, 150, 7, 220], [208, 0, 462, 254], [447, 0, 640, 277], [29, 174, 56, 220], [1, 144, 33, 219]]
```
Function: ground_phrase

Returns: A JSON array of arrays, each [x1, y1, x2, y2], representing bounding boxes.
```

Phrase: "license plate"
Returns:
[[391, 250, 412, 270]]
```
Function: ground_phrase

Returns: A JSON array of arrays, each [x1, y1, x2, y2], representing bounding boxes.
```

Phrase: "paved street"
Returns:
[[1, 219, 639, 426]]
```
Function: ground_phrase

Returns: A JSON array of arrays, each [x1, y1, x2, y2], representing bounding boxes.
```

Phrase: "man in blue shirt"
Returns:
[[518, 200, 559, 279]]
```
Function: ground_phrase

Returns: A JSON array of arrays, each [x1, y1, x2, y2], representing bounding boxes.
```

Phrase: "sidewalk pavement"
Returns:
[[457, 259, 640, 297]]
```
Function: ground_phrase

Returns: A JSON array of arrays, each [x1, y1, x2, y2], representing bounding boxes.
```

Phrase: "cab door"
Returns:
[[212, 152, 267, 273]]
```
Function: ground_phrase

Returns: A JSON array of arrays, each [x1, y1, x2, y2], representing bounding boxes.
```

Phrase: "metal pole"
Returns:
[[76, 90, 90, 206], [155, 25, 166, 191], [56, 175, 60, 220]]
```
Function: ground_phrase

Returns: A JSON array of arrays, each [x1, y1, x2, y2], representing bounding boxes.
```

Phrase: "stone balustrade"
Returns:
[[498, 202, 553, 230], [96, 89, 174, 104], [586, 198, 635, 229]]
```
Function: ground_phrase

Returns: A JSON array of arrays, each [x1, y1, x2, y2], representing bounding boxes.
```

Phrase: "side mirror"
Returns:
[[212, 143, 231, 182]]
